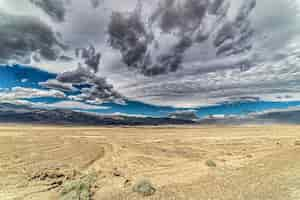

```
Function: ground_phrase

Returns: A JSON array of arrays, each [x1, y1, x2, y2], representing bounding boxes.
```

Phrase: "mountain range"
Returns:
[[2, 102, 300, 125], [0, 103, 195, 126]]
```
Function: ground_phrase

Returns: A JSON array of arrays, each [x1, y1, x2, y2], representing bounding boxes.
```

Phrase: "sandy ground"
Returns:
[[0, 125, 300, 200]]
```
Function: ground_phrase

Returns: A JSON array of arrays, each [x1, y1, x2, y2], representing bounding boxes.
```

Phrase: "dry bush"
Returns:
[[59, 172, 97, 200], [132, 179, 156, 196], [206, 160, 217, 167]]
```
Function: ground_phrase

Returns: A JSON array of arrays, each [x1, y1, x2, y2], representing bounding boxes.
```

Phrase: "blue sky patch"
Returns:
[[0, 64, 56, 89]]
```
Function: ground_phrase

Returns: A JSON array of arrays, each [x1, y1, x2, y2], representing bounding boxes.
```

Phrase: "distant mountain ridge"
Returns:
[[198, 109, 300, 125], [1, 102, 300, 125], [0, 103, 196, 125]]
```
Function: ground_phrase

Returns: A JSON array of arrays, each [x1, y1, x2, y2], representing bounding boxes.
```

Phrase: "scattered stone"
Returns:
[[206, 160, 217, 168], [50, 180, 63, 187], [124, 179, 131, 187], [246, 154, 253, 158], [132, 179, 156, 196], [112, 168, 123, 177], [29, 168, 79, 182], [30, 168, 65, 181], [28, 167, 84, 193]]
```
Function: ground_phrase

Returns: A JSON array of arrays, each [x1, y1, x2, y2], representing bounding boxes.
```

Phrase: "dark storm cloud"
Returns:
[[208, 0, 225, 14], [54, 45, 123, 104], [29, 0, 66, 22], [77, 76, 123, 104], [75, 45, 101, 73], [108, 11, 148, 73], [58, 66, 123, 104], [57, 66, 93, 84], [150, 0, 209, 34], [0, 11, 64, 64], [90, 0, 102, 8], [213, 0, 255, 57], [107, 4, 194, 76], [39, 79, 77, 92], [108, 0, 256, 76]]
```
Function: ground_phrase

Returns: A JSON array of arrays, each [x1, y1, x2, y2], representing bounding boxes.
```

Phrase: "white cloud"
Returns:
[[0, 87, 66, 101], [38, 101, 110, 110], [2, 99, 110, 111], [39, 79, 77, 92]]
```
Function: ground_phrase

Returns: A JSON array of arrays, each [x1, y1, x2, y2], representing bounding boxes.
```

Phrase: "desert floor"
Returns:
[[0, 125, 300, 200]]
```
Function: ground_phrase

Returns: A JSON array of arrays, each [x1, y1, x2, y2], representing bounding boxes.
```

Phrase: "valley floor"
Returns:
[[0, 125, 300, 199]]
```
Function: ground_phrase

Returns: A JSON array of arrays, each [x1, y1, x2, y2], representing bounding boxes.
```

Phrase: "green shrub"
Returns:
[[132, 179, 156, 196], [206, 160, 217, 167], [59, 172, 97, 200]]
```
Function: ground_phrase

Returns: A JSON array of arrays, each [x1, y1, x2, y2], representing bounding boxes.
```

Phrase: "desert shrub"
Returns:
[[59, 172, 97, 200], [132, 179, 156, 196], [206, 160, 217, 167]]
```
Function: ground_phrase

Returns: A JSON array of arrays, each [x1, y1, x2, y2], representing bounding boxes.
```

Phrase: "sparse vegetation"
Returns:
[[59, 172, 97, 200], [132, 179, 156, 196], [2, 126, 300, 200], [206, 160, 217, 167]]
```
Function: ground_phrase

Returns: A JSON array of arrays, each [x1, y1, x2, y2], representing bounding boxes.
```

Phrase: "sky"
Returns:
[[1, 0, 300, 118]]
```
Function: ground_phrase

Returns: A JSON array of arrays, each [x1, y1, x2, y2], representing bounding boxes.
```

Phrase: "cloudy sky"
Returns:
[[1, 0, 300, 117]]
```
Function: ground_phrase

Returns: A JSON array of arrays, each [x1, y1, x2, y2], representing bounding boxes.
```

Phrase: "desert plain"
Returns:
[[0, 125, 300, 200]]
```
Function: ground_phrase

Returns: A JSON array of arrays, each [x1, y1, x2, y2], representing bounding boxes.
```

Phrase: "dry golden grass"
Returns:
[[0, 125, 300, 199]]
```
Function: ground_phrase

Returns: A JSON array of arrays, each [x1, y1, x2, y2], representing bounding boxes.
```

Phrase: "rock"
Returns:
[[112, 168, 123, 177], [124, 179, 131, 187], [30, 167, 79, 182], [30, 168, 65, 181], [132, 179, 156, 196]]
